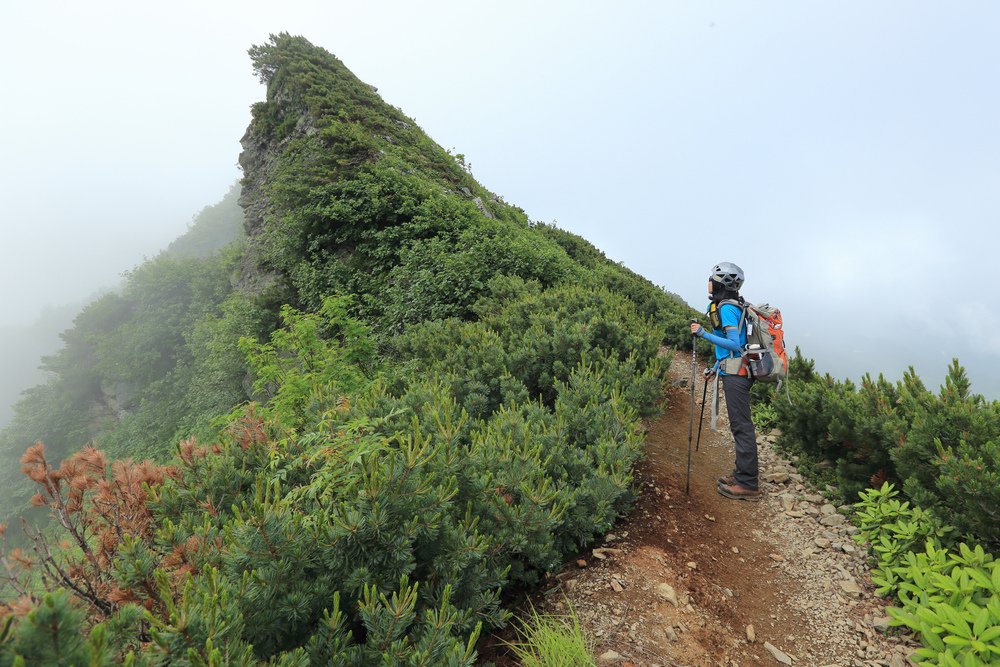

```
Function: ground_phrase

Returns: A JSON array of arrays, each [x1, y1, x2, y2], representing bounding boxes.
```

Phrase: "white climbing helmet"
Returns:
[[711, 262, 744, 290]]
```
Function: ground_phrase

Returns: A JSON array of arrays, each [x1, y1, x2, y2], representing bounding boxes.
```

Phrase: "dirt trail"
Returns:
[[484, 351, 917, 667]]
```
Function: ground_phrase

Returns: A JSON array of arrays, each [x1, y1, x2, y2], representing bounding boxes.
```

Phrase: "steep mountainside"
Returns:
[[233, 34, 693, 339], [0, 33, 700, 664]]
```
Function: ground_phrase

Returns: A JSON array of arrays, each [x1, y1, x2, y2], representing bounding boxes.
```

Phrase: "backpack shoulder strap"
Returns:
[[718, 298, 749, 332]]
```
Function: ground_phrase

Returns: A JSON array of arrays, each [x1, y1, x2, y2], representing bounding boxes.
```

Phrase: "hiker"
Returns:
[[688, 262, 761, 501]]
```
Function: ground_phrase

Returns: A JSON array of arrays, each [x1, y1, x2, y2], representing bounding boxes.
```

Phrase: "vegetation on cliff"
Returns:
[[0, 34, 694, 663]]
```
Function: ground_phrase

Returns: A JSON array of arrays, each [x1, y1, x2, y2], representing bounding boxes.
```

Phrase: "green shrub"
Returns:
[[481, 285, 662, 407], [853, 483, 1000, 666], [0, 34, 683, 664], [892, 361, 1000, 547], [935, 437, 1000, 548], [391, 318, 527, 420], [751, 401, 778, 432], [3, 284, 665, 662], [853, 483, 954, 595], [774, 353, 1000, 550]]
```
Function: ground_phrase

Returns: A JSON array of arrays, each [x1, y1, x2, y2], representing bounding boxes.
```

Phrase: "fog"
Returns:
[[2, 0, 998, 408]]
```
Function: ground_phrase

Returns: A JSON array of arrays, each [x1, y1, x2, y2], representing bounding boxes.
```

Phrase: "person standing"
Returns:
[[688, 262, 761, 501]]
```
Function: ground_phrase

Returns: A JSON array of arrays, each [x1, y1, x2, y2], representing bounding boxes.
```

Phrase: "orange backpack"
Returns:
[[742, 303, 788, 386]]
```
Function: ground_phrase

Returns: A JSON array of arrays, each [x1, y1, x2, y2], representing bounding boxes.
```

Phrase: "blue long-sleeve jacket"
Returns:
[[699, 301, 746, 373]]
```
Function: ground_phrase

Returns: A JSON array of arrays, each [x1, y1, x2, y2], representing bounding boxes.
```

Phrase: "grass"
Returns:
[[504, 602, 596, 667]]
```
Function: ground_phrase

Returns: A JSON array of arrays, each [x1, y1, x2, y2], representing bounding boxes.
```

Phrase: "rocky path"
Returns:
[[488, 352, 921, 666]]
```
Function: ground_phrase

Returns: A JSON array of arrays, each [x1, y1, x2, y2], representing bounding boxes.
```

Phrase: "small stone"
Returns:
[[768, 553, 785, 562], [746, 624, 756, 642], [592, 550, 607, 560], [839, 580, 863, 598], [873, 616, 890, 632], [764, 472, 790, 484], [785, 510, 806, 518], [598, 650, 623, 663], [763, 641, 793, 665], [606, 533, 618, 542], [687, 561, 698, 570], [610, 579, 623, 593], [664, 625, 678, 641], [820, 514, 847, 527], [820, 503, 837, 516], [655, 583, 679, 606], [577, 559, 588, 568], [841, 543, 857, 554], [779, 495, 796, 511], [705, 514, 716, 522], [732, 546, 740, 554]]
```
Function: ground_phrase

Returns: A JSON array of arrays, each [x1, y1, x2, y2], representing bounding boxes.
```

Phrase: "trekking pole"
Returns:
[[695, 368, 709, 452], [685, 319, 698, 495]]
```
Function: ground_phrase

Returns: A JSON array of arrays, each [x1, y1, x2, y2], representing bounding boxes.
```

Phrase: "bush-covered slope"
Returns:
[[764, 352, 999, 551], [0, 34, 696, 663]]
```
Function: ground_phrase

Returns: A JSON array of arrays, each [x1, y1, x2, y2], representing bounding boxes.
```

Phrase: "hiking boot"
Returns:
[[717, 482, 761, 501], [717, 474, 736, 486]]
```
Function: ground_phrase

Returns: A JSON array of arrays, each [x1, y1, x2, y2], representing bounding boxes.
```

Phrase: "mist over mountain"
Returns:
[[0, 304, 80, 428], [0, 186, 245, 433]]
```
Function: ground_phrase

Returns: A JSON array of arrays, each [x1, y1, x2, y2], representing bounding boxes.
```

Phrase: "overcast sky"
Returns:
[[2, 1, 998, 398]]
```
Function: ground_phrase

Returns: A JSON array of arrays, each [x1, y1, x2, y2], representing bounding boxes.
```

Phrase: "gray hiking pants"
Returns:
[[722, 374, 758, 489]]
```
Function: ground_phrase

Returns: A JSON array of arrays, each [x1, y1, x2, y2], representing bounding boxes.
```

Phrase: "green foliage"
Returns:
[[853, 483, 954, 595], [0, 590, 149, 666], [0, 33, 689, 664], [478, 285, 664, 409], [504, 603, 595, 667], [751, 400, 778, 432], [853, 484, 1000, 666], [891, 361, 1000, 546], [774, 353, 1000, 551], [379, 225, 576, 334], [239, 296, 375, 432], [934, 437, 1000, 549]]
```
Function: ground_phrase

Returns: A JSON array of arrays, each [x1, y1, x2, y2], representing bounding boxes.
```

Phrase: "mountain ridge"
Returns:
[[0, 33, 699, 663]]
